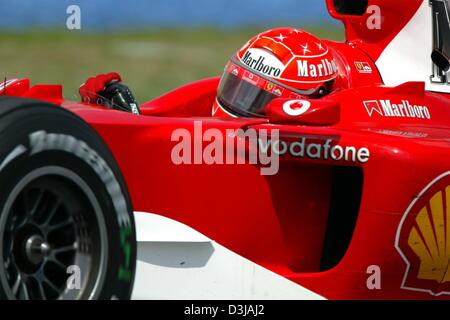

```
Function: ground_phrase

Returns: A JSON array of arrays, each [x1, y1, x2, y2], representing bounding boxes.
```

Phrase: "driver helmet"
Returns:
[[213, 27, 338, 118]]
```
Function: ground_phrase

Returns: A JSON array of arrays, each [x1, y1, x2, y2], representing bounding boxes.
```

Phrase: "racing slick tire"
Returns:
[[0, 97, 136, 300]]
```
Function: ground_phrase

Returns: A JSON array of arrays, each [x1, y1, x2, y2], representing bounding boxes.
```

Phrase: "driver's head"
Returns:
[[213, 27, 338, 118]]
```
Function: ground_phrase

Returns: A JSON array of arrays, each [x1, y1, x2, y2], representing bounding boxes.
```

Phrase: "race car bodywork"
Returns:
[[1, 0, 450, 299]]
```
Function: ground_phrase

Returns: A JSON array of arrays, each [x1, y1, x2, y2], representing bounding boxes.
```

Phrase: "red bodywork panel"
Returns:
[[2, 0, 450, 300], [71, 78, 450, 299]]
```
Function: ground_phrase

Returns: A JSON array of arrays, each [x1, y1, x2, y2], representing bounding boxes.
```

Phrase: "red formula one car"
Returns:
[[0, 0, 449, 300]]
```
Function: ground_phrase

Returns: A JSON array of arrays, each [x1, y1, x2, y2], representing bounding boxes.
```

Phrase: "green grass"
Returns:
[[0, 26, 344, 103]]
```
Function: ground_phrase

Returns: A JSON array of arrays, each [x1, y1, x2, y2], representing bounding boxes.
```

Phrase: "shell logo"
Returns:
[[396, 172, 450, 296]]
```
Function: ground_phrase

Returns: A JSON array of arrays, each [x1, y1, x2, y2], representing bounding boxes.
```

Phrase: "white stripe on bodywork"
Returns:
[[132, 211, 325, 300], [0, 79, 19, 91], [134, 211, 210, 242], [376, 0, 450, 93]]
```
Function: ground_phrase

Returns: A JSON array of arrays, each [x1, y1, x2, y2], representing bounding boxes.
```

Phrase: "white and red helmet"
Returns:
[[214, 27, 338, 117]]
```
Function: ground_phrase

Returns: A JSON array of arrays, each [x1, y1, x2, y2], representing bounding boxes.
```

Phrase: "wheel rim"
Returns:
[[0, 166, 108, 300]]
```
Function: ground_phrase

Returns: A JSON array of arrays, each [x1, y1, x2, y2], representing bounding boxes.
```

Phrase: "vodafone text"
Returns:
[[258, 137, 370, 164]]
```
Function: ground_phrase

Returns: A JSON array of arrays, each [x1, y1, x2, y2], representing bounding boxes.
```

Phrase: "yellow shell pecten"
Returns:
[[408, 186, 450, 283]]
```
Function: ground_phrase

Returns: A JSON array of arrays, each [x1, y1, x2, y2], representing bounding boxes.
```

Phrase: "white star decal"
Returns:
[[275, 33, 287, 42], [300, 43, 311, 55], [316, 42, 324, 51]]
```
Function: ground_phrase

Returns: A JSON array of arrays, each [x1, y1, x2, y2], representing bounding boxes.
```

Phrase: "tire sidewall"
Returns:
[[0, 102, 136, 300]]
